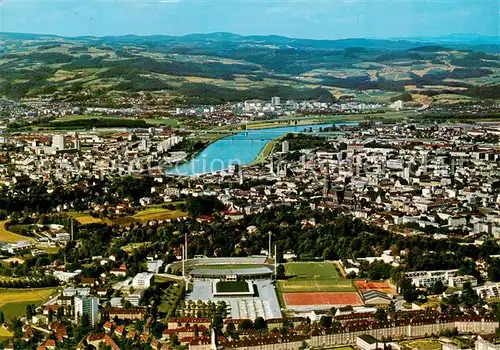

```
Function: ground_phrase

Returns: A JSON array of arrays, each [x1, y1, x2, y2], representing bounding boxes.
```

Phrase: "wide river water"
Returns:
[[166, 123, 352, 175]]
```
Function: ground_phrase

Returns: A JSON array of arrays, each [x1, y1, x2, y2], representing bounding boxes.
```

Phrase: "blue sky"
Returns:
[[0, 0, 498, 39]]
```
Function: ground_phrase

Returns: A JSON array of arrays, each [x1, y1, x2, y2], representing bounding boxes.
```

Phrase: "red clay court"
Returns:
[[355, 280, 396, 295], [284, 292, 363, 308]]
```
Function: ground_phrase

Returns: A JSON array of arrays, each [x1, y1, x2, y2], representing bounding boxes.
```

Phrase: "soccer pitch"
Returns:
[[285, 262, 340, 279], [278, 262, 356, 293]]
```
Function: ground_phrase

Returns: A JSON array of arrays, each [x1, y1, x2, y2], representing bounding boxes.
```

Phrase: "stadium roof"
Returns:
[[190, 267, 273, 277], [362, 290, 391, 302]]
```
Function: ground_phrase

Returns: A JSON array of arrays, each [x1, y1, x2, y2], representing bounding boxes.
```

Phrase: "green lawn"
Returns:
[[158, 281, 185, 317], [2, 300, 37, 321], [400, 339, 442, 350], [250, 139, 278, 166], [285, 262, 340, 279], [193, 264, 271, 270]]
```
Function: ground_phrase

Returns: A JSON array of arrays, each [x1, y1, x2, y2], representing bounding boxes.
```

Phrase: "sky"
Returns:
[[0, 0, 498, 39]]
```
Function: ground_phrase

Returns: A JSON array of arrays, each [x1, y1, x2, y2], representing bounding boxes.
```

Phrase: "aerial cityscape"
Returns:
[[0, 0, 499, 349]]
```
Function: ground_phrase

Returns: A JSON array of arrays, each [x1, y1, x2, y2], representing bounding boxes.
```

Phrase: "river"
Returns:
[[166, 122, 353, 175]]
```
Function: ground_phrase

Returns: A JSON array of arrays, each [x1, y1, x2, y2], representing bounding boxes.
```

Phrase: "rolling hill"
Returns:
[[0, 32, 498, 105]]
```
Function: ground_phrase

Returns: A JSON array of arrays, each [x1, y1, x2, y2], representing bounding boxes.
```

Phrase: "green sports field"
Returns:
[[277, 262, 356, 293], [215, 281, 250, 293], [285, 262, 340, 279]]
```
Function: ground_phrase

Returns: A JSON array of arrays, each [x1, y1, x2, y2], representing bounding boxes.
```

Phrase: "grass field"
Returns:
[[0, 288, 57, 321], [215, 281, 250, 293], [286, 262, 340, 279], [0, 221, 35, 243], [278, 262, 356, 292], [67, 212, 104, 225], [143, 117, 180, 127], [158, 281, 185, 316], [121, 242, 152, 253], [0, 327, 13, 340], [68, 207, 187, 226], [400, 338, 442, 350], [2, 300, 38, 321], [41, 246, 61, 254], [131, 208, 187, 221], [192, 264, 271, 270], [250, 139, 278, 166]]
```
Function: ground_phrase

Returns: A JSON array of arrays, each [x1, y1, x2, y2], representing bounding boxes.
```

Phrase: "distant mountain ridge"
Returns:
[[1, 31, 499, 51]]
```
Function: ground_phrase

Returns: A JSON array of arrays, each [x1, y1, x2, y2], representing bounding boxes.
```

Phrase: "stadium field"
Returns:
[[285, 262, 340, 279]]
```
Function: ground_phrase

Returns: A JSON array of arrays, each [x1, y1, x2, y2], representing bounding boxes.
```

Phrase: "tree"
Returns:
[[123, 300, 132, 309], [212, 315, 223, 332], [225, 323, 236, 337], [169, 334, 179, 346], [239, 319, 253, 330], [374, 308, 387, 323], [254, 317, 267, 330], [26, 304, 34, 320], [319, 316, 332, 328], [151, 322, 166, 339], [57, 306, 64, 320], [0, 310, 4, 324], [430, 280, 445, 295], [186, 196, 224, 217], [488, 259, 500, 282], [276, 264, 286, 280]]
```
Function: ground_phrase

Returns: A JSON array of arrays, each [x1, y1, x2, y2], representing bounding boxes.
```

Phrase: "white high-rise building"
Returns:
[[271, 96, 281, 106], [73, 139, 81, 151], [140, 139, 150, 151], [52, 134, 66, 150], [282, 140, 290, 153], [74, 296, 99, 326]]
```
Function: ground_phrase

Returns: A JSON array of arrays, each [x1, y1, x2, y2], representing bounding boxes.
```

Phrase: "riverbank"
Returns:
[[249, 137, 281, 166]]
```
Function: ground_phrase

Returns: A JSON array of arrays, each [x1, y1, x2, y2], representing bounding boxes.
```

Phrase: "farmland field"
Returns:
[[68, 207, 187, 226], [130, 208, 187, 221]]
